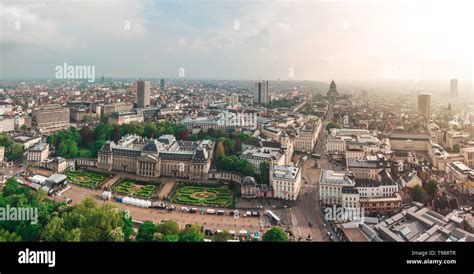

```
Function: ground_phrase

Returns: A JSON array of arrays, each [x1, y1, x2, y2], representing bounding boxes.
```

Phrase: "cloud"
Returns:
[[0, 0, 473, 82]]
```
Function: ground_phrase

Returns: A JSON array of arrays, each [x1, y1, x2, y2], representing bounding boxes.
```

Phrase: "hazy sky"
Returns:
[[1, 0, 473, 83]]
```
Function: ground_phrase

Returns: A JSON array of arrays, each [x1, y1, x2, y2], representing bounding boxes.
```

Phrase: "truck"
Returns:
[[251, 211, 260, 217]]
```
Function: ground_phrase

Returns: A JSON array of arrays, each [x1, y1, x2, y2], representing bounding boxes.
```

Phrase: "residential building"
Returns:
[[0, 117, 15, 132], [13, 135, 42, 150], [271, 164, 302, 201], [319, 169, 356, 205], [341, 187, 360, 210], [27, 143, 49, 167], [359, 194, 402, 217], [346, 154, 389, 180], [43, 157, 68, 173], [293, 118, 322, 152], [399, 171, 423, 188], [240, 147, 285, 174], [460, 147, 474, 168], [242, 138, 293, 165]]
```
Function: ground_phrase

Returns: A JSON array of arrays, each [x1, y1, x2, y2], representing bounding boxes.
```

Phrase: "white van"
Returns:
[[206, 208, 216, 214]]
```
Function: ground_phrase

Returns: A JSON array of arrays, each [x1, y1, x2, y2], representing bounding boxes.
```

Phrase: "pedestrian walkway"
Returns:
[[157, 179, 176, 200], [100, 174, 121, 190]]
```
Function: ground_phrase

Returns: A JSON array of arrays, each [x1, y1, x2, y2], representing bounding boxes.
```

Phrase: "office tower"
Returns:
[[136, 80, 150, 108], [160, 79, 165, 89], [32, 105, 70, 134], [417, 93, 431, 119], [450, 79, 458, 98], [255, 81, 269, 104]]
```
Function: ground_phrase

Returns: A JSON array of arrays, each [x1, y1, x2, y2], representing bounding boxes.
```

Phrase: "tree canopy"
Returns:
[[262, 227, 288, 242], [178, 225, 204, 242]]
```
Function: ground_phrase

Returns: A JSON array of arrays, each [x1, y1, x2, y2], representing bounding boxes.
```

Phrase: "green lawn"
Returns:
[[77, 148, 93, 158], [171, 183, 233, 207], [111, 179, 159, 199], [66, 170, 108, 189]]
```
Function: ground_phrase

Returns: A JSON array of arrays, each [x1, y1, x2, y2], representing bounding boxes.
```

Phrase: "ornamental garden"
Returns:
[[170, 182, 233, 207], [111, 179, 160, 199], [66, 170, 109, 189]]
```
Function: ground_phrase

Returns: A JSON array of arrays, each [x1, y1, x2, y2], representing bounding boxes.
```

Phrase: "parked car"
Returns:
[[206, 209, 216, 214], [251, 211, 260, 217], [190, 208, 198, 213], [65, 198, 73, 205], [153, 202, 166, 209], [167, 205, 176, 211], [217, 210, 225, 215], [181, 207, 189, 213]]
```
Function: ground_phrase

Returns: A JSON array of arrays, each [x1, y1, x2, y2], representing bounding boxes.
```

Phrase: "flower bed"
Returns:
[[111, 179, 159, 199], [171, 183, 233, 207], [66, 170, 109, 189]]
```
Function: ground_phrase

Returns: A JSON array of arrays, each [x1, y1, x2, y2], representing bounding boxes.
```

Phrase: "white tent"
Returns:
[[122, 196, 152, 208], [102, 191, 112, 200]]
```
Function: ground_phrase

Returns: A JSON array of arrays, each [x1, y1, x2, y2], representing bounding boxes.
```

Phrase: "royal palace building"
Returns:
[[97, 134, 214, 180]]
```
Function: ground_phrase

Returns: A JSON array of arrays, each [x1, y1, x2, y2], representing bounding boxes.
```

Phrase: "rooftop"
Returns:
[[271, 165, 300, 180]]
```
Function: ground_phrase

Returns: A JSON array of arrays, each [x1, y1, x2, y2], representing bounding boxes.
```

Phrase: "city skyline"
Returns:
[[1, 0, 473, 84], [0, 1, 473, 272]]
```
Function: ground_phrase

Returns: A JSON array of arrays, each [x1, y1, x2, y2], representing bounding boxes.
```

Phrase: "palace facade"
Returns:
[[97, 134, 214, 180]]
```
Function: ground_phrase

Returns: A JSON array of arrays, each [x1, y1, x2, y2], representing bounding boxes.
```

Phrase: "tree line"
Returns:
[[47, 121, 189, 159], [0, 178, 287, 242], [47, 121, 269, 183], [0, 132, 24, 162]]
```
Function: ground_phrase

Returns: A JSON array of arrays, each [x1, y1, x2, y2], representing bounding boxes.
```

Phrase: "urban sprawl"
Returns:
[[0, 78, 473, 242]]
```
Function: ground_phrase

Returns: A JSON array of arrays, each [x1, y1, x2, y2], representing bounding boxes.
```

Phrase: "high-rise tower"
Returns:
[[418, 93, 431, 119], [450, 79, 458, 98], [255, 81, 269, 104], [136, 80, 150, 108]]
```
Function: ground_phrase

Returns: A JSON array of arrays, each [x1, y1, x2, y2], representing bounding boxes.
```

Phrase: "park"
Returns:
[[66, 170, 109, 189], [111, 179, 160, 199], [171, 182, 233, 207]]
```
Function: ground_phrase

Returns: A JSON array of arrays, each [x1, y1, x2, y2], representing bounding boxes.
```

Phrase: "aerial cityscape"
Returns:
[[0, 0, 473, 249]]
